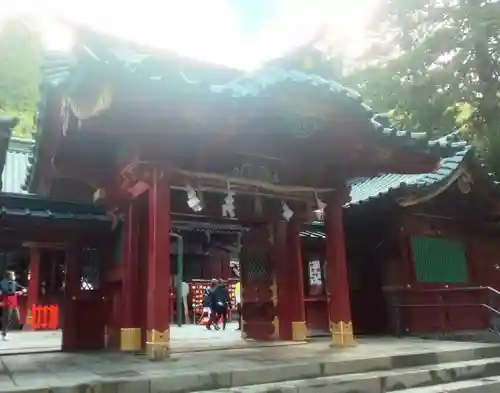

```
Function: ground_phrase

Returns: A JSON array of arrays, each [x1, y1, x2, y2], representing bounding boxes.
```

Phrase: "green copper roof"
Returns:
[[0, 192, 110, 225], [348, 148, 469, 206], [2, 138, 32, 194], [0, 117, 17, 191], [346, 132, 497, 206]]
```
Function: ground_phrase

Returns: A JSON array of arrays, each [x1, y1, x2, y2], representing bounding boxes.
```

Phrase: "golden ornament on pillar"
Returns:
[[271, 316, 280, 340], [26, 309, 33, 327], [292, 321, 308, 341], [120, 327, 142, 352], [146, 328, 170, 360], [330, 320, 356, 347]]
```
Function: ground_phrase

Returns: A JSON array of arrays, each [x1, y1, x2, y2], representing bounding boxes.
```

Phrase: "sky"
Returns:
[[0, 0, 380, 69]]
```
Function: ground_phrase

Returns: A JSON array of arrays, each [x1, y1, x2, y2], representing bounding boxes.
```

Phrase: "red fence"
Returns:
[[29, 305, 59, 330]]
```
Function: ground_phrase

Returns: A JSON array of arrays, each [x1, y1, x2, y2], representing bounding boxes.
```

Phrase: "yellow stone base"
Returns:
[[146, 328, 170, 360], [120, 328, 142, 352], [330, 321, 357, 347], [292, 321, 308, 341]]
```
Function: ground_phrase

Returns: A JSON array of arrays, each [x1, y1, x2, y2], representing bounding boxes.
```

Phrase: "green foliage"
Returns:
[[346, 0, 500, 174], [0, 18, 43, 140]]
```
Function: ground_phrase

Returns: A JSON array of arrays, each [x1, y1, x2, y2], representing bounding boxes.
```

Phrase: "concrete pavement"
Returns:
[[0, 337, 499, 392], [0, 323, 302, 355]]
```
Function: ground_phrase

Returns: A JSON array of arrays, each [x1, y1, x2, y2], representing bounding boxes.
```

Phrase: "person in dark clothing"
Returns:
[[0, 271, 25, 340], [210, 279, 231, 330], [203, 279, 217, 330]]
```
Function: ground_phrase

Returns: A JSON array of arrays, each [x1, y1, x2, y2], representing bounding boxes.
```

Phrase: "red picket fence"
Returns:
[[29, 304, 59, 330]]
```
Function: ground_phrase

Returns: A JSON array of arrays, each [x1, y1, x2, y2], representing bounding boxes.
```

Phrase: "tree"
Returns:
[[0, 18, 43, 139], [345, 0, 500, 173]]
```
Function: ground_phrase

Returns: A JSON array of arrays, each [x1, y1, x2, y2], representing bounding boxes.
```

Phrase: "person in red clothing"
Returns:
[[0, 271, 26, 341]]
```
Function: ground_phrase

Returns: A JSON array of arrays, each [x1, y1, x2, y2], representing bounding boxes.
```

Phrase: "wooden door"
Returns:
[[63, 247, 107, 351], [240, 225, 277, 340]]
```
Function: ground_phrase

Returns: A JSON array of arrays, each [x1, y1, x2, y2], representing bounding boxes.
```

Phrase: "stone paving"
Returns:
[[0, 323, 300, 355], [0, 337, 497, 392]]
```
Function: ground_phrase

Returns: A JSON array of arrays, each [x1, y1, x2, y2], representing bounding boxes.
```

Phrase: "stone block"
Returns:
[[150, 371, 231, 393], [116, 379, 150, 393], [3, 388, 48, 393], [295, 377, 377, 393], [321, 356, 391, 376], [50, 382, 110, 393], [230, 363, 321, 387]]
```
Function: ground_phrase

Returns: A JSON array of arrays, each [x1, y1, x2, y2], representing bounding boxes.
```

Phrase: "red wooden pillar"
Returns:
[[273, 222, 290, 340], [25, 248, 41, 328], [62, 245, 80, 351], [146, 168, 171, 360], [273, 222, 307, 341], [324, 193, 356, 347], [120, 201, 141, 351], [287, 220, 307, 341]]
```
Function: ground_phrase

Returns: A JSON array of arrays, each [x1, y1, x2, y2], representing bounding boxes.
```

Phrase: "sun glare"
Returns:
[[0, 0, 379, 68]]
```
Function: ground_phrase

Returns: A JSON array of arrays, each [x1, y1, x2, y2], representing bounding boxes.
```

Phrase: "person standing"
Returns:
[[203, 279, 217, 330], [210, 279, 231, 330], [0, 271, 26, 341]]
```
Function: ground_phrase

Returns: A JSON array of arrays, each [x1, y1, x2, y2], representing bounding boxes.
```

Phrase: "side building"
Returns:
[[0, 132, 115, 350], [300, 134, 500, 336]]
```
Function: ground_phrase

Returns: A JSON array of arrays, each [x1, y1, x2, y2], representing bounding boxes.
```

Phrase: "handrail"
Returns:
[[385, 285, 500, 336], [394, 303, 500, 318], [384, 285, 500, 297]]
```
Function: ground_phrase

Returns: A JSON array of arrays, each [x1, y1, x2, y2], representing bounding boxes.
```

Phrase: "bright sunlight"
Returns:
[[1, 0, 380, 68]]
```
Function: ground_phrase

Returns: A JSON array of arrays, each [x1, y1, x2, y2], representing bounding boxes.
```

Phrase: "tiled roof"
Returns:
[[26, 27, 464, 192], [346, 134, 475, 207], [0, 136, 111, 226], [0, 192, 111, 224], [2, 138, 32, 193], [0, 117, 17, 191]]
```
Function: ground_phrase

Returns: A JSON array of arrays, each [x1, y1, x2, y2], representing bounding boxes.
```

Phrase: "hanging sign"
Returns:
[[232, 164, 279, 184], [308, 260, 324, 296]]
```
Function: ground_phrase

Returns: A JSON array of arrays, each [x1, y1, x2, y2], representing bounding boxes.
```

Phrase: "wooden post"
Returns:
[[287, 220, 307, 341], [273, 222, 289, 340], [25, 248, 41, 329], [324, 193, 356, 347], [273, 221, 307, 341], [146, 168, 171, 360], [61, 245, 80, 352], [120, 201, 141, 351]]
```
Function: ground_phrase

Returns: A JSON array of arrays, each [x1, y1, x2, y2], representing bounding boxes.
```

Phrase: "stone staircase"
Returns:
[[419, 330, 500, 344], [189, 345, 500, 393]]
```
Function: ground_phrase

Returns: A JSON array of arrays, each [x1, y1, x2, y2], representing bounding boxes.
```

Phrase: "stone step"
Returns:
[[419, 330, 500, 344], [12, 344, 500, 393], [193, 356, 500, 393], [402, 376, 500, 393], [137, 345, 500, 393]]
